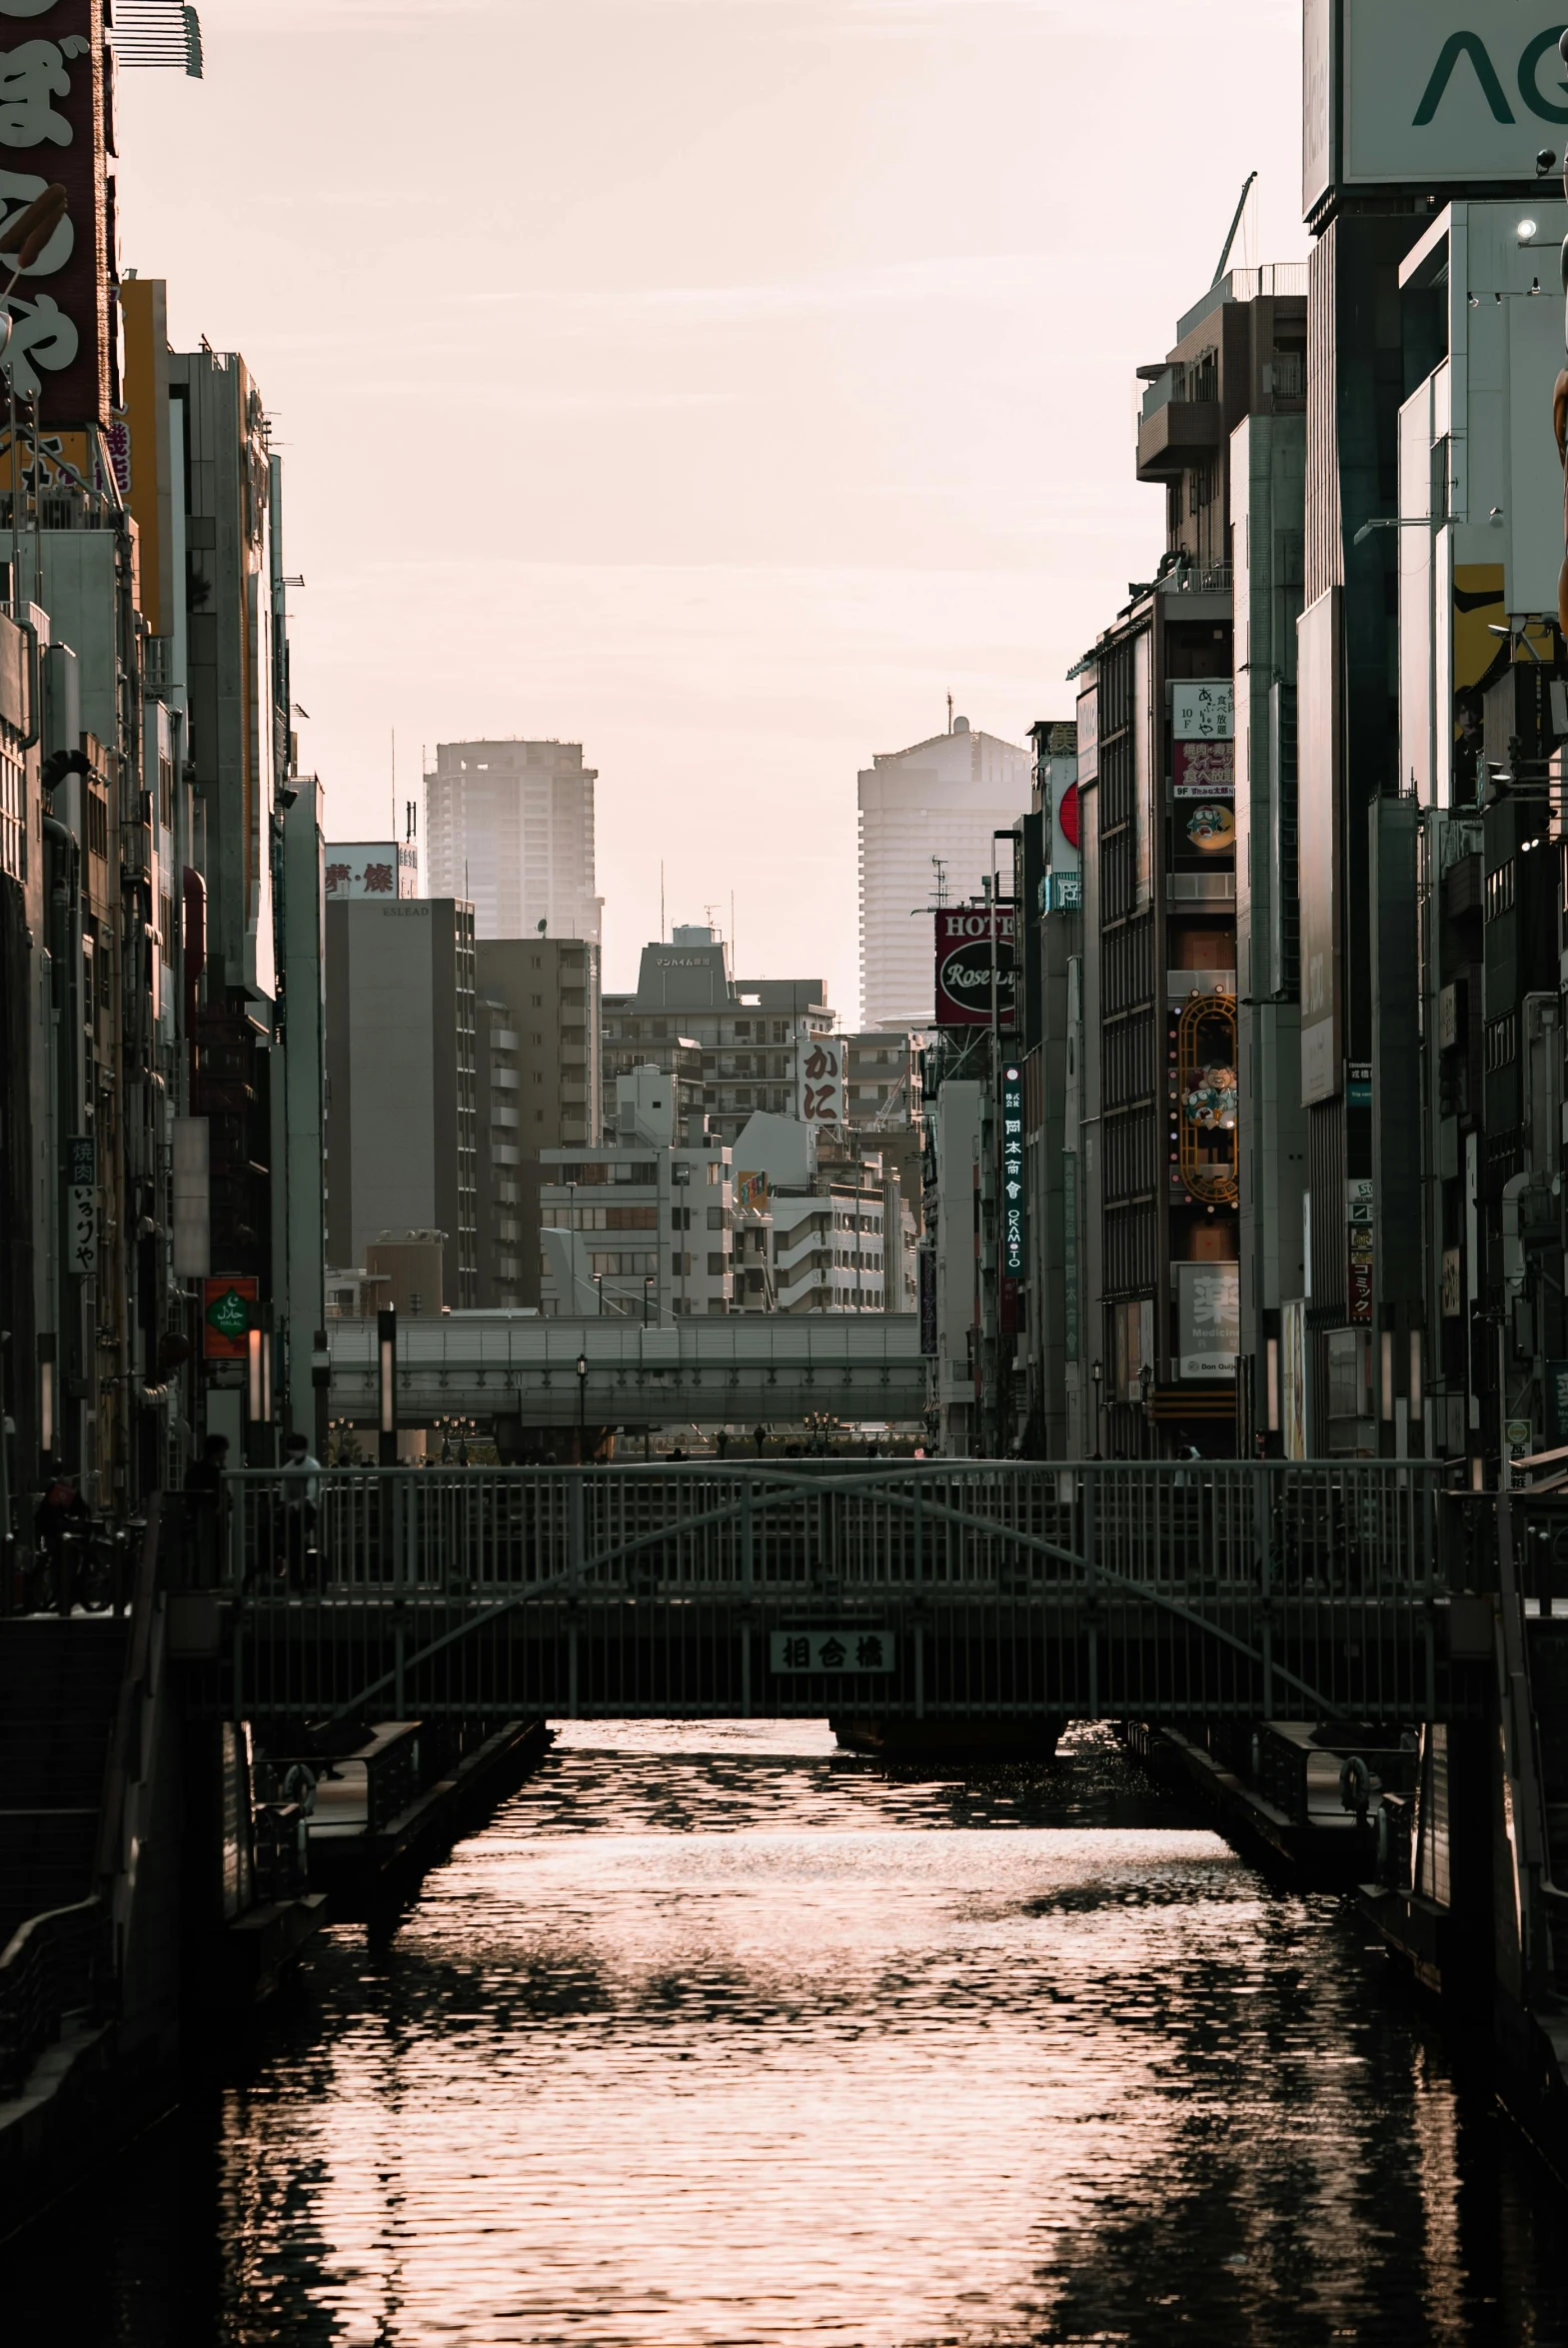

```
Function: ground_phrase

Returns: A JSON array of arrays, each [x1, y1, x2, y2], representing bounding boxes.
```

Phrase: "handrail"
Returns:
[[95, 1493, 163, 1890]]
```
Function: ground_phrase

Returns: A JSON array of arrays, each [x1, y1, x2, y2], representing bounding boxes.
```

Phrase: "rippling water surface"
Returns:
[[11, 1721, 1568, 2344]]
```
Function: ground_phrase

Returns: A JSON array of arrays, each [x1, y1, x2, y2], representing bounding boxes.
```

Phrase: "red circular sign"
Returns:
[[1058, 781, 1080, 851]]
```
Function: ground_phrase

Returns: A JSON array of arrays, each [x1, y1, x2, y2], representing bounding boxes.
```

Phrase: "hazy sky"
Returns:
[[115, 0, 1308, 1014]]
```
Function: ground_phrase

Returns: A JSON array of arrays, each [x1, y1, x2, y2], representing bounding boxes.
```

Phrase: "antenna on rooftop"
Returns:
[[946, 691, 953, 735]]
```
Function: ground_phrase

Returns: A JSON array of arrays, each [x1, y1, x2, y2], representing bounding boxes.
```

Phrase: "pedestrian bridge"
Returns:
[[173, 1460, 1485, 1730], [326, 1313, 927, 1430]]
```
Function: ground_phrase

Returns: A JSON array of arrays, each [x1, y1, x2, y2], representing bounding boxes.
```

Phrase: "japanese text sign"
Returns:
[[0, 2, 111, 425], [1171, 683, 1234, 741], [770, 1629, 894, 1674], [1000, 1064, 1024, 1280], [797, 1032, 842, 1127]]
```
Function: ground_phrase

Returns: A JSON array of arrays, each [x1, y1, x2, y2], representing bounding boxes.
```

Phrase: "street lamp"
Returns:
[[577, 1350, 588, 1464], [1090, 1358, 1103, 1461]]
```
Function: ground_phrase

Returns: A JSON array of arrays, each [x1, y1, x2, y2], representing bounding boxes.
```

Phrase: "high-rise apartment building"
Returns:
[[424, 740, 602, 943], [325, 898, 479, 1308], [474, 936, 602, 1309], [857, 720, 1031, 1030]]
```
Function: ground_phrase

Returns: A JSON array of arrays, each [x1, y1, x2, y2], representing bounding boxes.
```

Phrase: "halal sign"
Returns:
[[934, 908, 1015, 1029]]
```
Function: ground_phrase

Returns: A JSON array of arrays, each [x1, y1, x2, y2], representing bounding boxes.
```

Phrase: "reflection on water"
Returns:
[[8, 1722, 1568, 2345]]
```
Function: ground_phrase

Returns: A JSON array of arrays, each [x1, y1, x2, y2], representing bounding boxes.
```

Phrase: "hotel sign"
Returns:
[[934, 907, 1015, 1029]]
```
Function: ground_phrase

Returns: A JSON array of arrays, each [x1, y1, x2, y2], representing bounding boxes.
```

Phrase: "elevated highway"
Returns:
[[327, 1312, 928, 1430]]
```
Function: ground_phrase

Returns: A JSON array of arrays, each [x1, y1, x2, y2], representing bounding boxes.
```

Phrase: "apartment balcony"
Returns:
[[1136, 396, 1222, 484], [491, 1067, 520, 1089]]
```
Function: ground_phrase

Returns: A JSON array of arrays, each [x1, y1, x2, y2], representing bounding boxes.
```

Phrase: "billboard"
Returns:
[[324, 843, 420, 900], [796, 1032, 842, 1128], [0, 1, 114, 426], [1306, 1, 1566, 209], [933, 907, 1015, 1029], [1176, 1261, 1240, 1380], [1297, 589, 1342, 1106], [999, 1064, 1024, 1279]]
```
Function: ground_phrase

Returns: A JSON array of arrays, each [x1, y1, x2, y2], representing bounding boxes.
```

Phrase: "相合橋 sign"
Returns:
[[1305, 0, 1568, 210], [933, 907, 1014, 1028]]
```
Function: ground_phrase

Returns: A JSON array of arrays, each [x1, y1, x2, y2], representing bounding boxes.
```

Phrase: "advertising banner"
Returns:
[[1176, 1261, 1240, 1379], [1329, 3, 1568, 193], [203, 1275, 259, 1361], [324, 843, 420, 900], [933, 907, 1015, 1028], [999, 1064, 1024, 1280], [0, 1, 114, 427], [796, 1032, 842, 1128]]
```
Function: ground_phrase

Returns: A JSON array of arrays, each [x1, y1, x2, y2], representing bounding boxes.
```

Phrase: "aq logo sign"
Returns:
[[1335, 4, 1568, 188], [1414, 24, 1568, 124]]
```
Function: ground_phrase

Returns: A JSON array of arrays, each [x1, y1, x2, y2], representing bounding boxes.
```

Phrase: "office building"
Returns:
[[602, 927, 835, 1148], [325, 898, 478, 1309], [424, 740, 602, 943], [857, 720, 1031, 1030], [473, 935, 602, 1308], [539, 1072, 732, 1319]]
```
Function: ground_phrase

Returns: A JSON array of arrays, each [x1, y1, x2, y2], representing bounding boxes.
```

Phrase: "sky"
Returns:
[[114, 0, 1309, 1016]]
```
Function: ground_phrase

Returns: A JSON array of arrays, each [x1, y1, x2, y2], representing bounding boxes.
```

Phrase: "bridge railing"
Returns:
[[209, 1457, 1457, 1598], [200, 1460, 1465, 1724]]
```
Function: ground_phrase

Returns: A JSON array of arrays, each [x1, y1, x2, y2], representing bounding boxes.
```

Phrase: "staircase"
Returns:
[[0, 1618, 128, 1953]]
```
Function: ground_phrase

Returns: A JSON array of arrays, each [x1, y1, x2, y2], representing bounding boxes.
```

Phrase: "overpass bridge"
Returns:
[[177, 1459, 1481, 1731], [326, 1313, 928, 1432]]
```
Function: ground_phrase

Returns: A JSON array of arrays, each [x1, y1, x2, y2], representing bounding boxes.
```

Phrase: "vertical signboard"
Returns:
[[796, 1031, 842, 1128], [0, 1, 113, 428], [1176, 1261, 1240, 1379], [66, 1132, 94, 1274], [918, 1247, 936, 1355], [999, 1064, 1024, 1281], [1346, 1177, 1373, 1323]]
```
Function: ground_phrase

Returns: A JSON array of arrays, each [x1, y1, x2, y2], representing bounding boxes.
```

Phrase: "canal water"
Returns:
[[9, 1721, 1568, 2344]]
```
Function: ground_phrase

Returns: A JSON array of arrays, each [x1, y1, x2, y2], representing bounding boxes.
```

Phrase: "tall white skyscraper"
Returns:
[[424, 740, 603, 942], [857, 717, 1031, 1029]]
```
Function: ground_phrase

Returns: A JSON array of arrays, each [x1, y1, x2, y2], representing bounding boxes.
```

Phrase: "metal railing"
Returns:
[[0, 1897, 103, 2096], [196, 1460, 1465, 1727]]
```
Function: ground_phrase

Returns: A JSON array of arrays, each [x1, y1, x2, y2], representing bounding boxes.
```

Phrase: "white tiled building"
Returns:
[[857, 717, 1030, 1030]]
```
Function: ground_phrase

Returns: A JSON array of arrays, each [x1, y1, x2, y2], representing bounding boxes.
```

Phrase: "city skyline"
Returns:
[[112, 0, 1308, 1011]]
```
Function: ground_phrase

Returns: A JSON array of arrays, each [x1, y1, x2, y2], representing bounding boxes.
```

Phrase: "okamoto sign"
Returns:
[[1304, 0, 1566, 210], [934, 908, 1014, 1030]]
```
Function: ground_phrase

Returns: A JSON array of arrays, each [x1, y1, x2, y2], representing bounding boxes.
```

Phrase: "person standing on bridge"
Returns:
[[279, 1431, 323, 1592], [754, 1424, 766, 1459]]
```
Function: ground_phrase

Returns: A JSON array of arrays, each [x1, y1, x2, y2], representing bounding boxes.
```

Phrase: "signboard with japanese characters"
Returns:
[[66, 1133, 94, 1274], [1346, 1177, 1373, 1324], [1172, 739, 1235, 798], [770, 1629, 894, 1675], [1000, 1064, 1024, 1281], [933, 907, 1015, 1028], [1176, 1260, 1239, 1379], [0, 2, 113, 428], [323, 842, 420, 901], [1170, 682, 1234, 741], [796, 1032, 842, 1128]]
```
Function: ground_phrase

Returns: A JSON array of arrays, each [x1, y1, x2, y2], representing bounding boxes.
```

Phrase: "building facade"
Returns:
[[857, 719, 1031, 1030], [424, 740, 602, 944]]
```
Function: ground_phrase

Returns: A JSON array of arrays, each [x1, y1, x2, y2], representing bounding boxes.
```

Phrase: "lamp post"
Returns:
[[577, 1350, 588, 1464], [1090, 1357, 1103, 1461], [378, 1306, 398, 1466]]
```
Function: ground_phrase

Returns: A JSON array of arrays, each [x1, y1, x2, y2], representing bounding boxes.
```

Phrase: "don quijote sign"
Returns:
[[0, 1, 113, 426], [934, 908, 1015, 1029]]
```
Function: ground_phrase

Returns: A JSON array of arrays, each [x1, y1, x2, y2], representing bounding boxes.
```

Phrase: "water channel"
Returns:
[[10, 1721, 1568, 2344]]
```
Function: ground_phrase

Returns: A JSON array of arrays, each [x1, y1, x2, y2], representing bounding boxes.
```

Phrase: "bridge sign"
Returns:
[[771, 1629, 894, 1674]]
